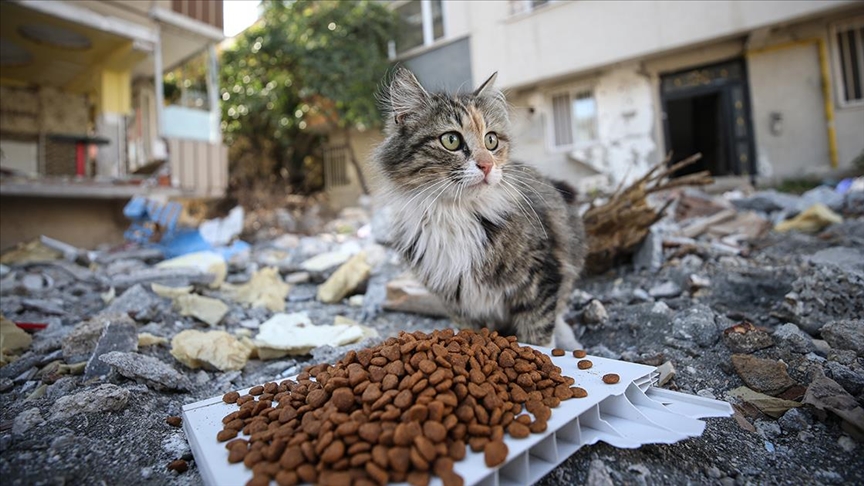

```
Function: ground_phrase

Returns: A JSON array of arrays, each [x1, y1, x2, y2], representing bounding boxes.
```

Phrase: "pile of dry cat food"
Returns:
[[217, 329, 587, 486]]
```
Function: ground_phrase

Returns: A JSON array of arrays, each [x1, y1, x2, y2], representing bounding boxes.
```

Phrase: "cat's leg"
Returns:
[[553, 314, 581, 351]]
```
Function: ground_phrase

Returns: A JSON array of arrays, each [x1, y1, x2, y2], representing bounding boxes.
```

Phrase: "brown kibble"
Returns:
[[483, 440, 508, 467], [507, 421, 531, 439], [320, 440, 345, 464], [603, 373, 620, 384], [331, 387, 355, 412], [223, 391, 240, 403], [573, 349, 587, 358], [306, 389, 328, 407], [217, 428, 238, 442], [250, 385, 264, 396], [571, 386, 588, 398], [167, 459, 188, 473], [423, 421, 447, 443], [448, 440, 466, 461], [275, 470, 299, 486], [388, 447, 411, 473], [577, 359, 593, 370], [165, 416, 182, 427], [228, 445, 247, 463], [529, 419, 548, 433], [366, 461, 389, 486], [551, 348, 565, 357]]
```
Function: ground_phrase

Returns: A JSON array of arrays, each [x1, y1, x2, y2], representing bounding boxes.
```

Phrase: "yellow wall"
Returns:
[[99, 68, 131, 115]]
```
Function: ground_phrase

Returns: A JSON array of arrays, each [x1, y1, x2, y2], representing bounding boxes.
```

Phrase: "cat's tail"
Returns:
[[550, 179, 577, 204]]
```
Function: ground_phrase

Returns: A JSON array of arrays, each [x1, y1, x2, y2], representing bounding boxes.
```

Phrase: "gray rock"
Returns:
[[51, 384, 130, 421], [731, 354, 796, 396], [633, 225, 664, 272], [838, 435, 857, 452], [732, 189, 803, 214], [99, 351, 189, 391], [821, 319, 864, 356], [84, 318, 139, 379], [21, 298, 65, 315], [844, 189, 864, 215], [828, 349, 859, 365], [787, 265, 864, 335], [12, 408, 44, 435], [755, 420, 782, 439], [586, 459, 614, 486], [631, 288, 652, 302], [22, 274, 49, 292], [110, 267, 215, 290], [103, 284, 166, 322], [801, 185, 845, 212], [825, 361, 864, 396], [672, 304, 721, 347], [722, 322, 774, 353], [774, 323, 815, 354], [808, 247, 864, 272], [588, 344, 620, 360], [0, 377, 13, 392], [777, 408, 811, 434], [802, 371, 864, 437], [582, 299, 608, 325], [649, 281, 682, 299], [812, 339, 832, 357]]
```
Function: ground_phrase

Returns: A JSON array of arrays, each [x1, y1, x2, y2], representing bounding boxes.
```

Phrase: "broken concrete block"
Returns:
[[775, 203, 842, 233], [731, 354, 796, 396], [317, 251, 371, 304], [633, 225, 664, 272], [12, 407, 45, 435], [103, 284, 165, 322], [51, 384, 130, 421], [671, 304, 720, 347], [222, 267, 290, 312], [62, 314, 136, 364], [300, 250, 353, 273], [728, 386, 801, 418], [1, 315, 32, 363], [99, 351, 189, 391], [84, 318, 139, 379], [382, 275, 449, 317], [254, 312, 377, 359], [170, 330, 250, 371], [820, 319, 863, 357], [175, 294, 229, 327]]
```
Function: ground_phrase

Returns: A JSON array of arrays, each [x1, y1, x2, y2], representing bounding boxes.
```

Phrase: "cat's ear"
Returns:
[[389, 68, 429, 125], [473, 72, 498, 97]]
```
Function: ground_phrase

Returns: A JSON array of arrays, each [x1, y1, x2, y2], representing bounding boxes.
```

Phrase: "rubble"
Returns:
[[62, 314, 137, 364], [317, 251, 371, 303], [253, 312, 377, 358], [383, 274, 449, 317], [156, 251, 227, 288], [671, 304, 721, 347], [174, 294, 229, 327], [1, 315, 32, 364], [731, 354, 796, 396], [170, 330, 250, 371], [99, 351, 189, 391], [820, 319, 864, 356], [802, 372, 864, 440], [728, 386, 802, 418], [722, 321, 774, 353], [582, 299, 608, 325], [221, 266, 290, 312], [773, 323, 815, 354], [83, 318, 139, 379], [775, 203, 843, 233], [51, 384, 130, 421]]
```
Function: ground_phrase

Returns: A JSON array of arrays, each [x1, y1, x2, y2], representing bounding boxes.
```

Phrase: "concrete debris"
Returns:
[[175, 294, 229, 327], [648, 281, 682, 299], [284, 271, 310, 284], [12, 407, 45, 435], [99, 351, 189, 391], [672, 304, 720, 347], [657, 361, 676, 386], [688, 274, 712, 291], [820, 319, 863, 357], [586, 459, 614, 486], [170, 329, 251, 371], [104, 284, 165, 322], [111, 267, 216, 290], [222, 267, 289, 312], [808, 247, 864, 272], [62, 314, 136, 364], [800, 185, 845, 212], [383, 274, 449, 317], [151, 283, 194, 299], [777, 408, 811, 434], [137, 333, 167, 347], [317, 251, 371, 304], [582, 299, 608, 325], [775, 203, 843, 233], [728, 386, 802, 418], [1, 315, 32, 364], [0, 239, 62, 265], [156, 251, 227, 288], [786, 264, 863, 335], [253, 312, 377, 359], [773, 323, 815, 354], [633, 224, 664, 272], [722, 321, 774, 354], [824, 361, 864, 397], [51, 384, 130, 421], [679, 208, 737, 238], [300, 250, 353, 273], [731, 354, 796, 396], [802, 372, 864, 440], [706, 211, 771, 240], [730, 189, 805, 214], [84, 318, 139, 379]]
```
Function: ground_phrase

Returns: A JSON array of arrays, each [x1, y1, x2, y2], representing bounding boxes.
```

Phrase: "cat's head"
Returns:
[[375, 68, 511, 196]]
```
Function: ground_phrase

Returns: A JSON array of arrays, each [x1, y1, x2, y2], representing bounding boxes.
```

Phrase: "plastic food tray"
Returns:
[[183, 348, 733, 486]]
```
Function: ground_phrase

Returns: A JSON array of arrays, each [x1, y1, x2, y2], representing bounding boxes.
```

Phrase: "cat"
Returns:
[[372, 68, 587, 349]]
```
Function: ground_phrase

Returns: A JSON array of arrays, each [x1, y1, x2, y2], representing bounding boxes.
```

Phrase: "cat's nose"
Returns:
[[476, 157, 493, 176]]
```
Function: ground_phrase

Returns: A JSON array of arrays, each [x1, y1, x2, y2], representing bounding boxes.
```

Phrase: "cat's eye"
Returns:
[[485, 132, 499, 151], [440, 132, 462, 151]]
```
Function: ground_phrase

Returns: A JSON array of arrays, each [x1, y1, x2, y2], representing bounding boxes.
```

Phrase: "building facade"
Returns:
[[330, 0, 863, 203], [0, 0, 228, 249]]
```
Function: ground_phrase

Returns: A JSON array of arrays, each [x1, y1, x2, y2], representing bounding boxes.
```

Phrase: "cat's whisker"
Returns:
[[400, 179, 450, 210], [506, 176, 550, 205], [502, 180, 548, 239], [497, 182, 541, 236]]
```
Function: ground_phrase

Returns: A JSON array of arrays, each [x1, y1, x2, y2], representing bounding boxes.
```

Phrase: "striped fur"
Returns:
[[372, 69, 586, 347]]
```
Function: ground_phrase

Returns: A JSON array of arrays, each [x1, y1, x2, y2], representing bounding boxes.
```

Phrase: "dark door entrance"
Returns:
[[660, 59, 756, 178]]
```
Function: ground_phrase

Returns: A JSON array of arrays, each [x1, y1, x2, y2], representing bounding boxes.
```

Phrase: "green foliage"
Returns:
[[219, 0, 395, 191]]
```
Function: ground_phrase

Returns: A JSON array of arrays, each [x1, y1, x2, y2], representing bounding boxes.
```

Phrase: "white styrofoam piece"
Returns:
[[183, 347, 733, 486]]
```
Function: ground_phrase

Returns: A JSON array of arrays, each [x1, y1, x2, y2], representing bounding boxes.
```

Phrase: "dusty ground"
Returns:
[[1, 192, 862, 486]]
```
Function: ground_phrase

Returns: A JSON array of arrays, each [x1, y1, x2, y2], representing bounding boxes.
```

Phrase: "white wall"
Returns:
[[463, 0, 857, 90], [0, 140, 39, 176]]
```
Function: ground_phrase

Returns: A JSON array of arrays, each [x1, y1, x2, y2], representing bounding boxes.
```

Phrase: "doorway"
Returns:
[[661, 59, 756, 178]]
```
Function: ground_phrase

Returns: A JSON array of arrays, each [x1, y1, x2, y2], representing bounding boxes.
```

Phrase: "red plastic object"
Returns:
[[15, 322, 49, 331]]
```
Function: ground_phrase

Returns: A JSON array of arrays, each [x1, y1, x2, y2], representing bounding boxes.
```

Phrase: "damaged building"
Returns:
[[0, 0, 228, 250], [327, 0, 864, 202]]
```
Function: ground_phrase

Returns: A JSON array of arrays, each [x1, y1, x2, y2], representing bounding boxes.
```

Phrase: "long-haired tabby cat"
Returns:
[[373, 68, 586, 348]]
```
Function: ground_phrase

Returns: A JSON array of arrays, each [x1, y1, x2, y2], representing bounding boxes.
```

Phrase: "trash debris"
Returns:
[[1, 315, 32, 365], [775, 203, 843, 233], [317, 251, 371, 304], [253, 312, 378, 359], [383, 274, 449, 317], [221, 267, 289, 312], [0, 239, 62, 265], [156, 251, 227, 288], [199, 206, 244, 248], [170, 330, 251, 371], [175, 294, 229, 327]]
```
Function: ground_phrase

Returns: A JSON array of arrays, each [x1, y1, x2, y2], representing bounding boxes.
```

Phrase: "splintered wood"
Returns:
[[582, 154, 711, 275]]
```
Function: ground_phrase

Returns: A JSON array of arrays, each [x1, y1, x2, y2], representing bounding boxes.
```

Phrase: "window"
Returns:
[[394, 0, 445, 55], [323, 145, 350, 189], [510, 0, 552, 16], [834, 18, 864, 105], [551, 90, 598, 148]]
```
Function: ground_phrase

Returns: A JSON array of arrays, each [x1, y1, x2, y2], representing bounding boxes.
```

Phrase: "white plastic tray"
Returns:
[[183, 348, 733, 486]]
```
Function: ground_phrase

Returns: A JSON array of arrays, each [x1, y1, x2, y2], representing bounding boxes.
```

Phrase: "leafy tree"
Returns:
[[220, 0, 395, 194]]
